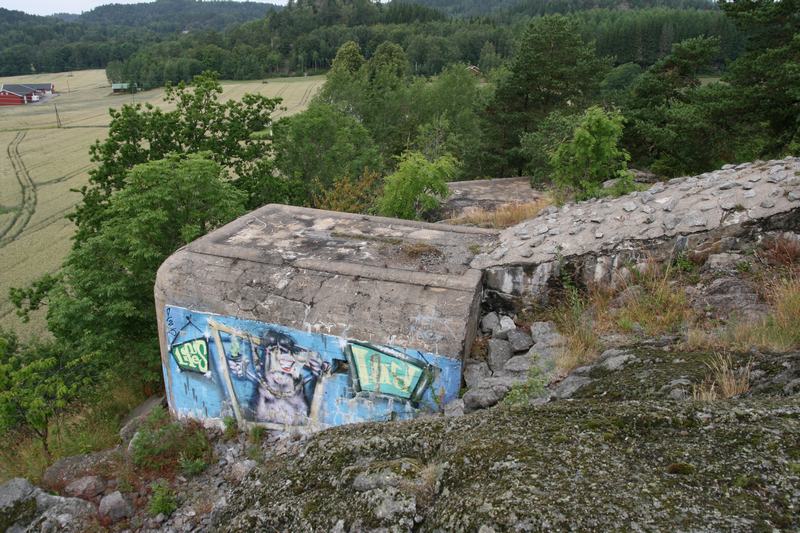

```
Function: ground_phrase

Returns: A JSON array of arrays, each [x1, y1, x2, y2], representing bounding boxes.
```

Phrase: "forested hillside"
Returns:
[[405, 0, 715, 18], [0, 0, 280, 76], [107, 0, 741, 88]]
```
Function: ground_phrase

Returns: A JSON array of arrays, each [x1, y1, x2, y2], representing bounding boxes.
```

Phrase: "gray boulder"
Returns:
[[41, 449, 118, 491], [551, 375, 593, 399], [480, 312, 500, 333], [98, 491, 133, 523], [463, 361, 491, 388], [64, 476, 105, 500], [463, 377, 523, 412], [1, 478, 37, 531], [487, 339, 513, 373], [507, 329, 533, 353], [492, 316, 517, 339], [529, 322, 565, 352], [229, 460, 258, 483], [1, 478, 96, 533], [599, 350, 638, 371], [444, 399, 465, 418]]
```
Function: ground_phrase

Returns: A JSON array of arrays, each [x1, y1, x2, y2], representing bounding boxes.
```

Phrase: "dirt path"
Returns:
[[0, 131, 38, 247]]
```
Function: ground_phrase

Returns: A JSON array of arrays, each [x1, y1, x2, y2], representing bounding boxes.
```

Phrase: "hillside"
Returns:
[[73, 0, 281, 32], [0, 1, 280, 76], [407, 0, 717, 18]]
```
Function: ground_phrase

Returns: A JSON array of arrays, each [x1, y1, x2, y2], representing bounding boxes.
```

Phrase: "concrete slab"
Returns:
[[442, 177, 542, 220], [155, 204, 498, 431]]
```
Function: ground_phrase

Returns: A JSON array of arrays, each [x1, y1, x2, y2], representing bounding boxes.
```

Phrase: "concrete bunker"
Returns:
[[155, 204, 497, 431]]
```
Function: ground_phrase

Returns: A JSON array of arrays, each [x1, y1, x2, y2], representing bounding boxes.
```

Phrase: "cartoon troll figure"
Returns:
[[248, 330, 328, 426]]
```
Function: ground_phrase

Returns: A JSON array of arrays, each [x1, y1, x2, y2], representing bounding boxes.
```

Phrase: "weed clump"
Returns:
[[130, 406, 211, 473], [693, 353, 752, 401], [148, 480, 178, 517]]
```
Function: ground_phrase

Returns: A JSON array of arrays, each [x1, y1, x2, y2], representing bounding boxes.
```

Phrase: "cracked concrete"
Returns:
[[155, 205, 497, 363]]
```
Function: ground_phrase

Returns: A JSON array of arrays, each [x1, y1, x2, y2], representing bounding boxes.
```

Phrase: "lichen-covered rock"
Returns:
[[212, 397, 800, 532], [64, 476, 105, 500], [0, 479, 37, 531], [0, 478, 96, 533]]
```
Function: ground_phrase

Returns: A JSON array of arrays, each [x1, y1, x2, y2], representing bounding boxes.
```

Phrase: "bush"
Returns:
[[148, 480, 177, 516], [223, 416, 238, 441], [376, 151, 457, 220], [130, 407, 211, 472], [551, 106, 635, 200], [520, 111, 581, 186], [179, 454, 207, 477], [503, 367, 546, 406]]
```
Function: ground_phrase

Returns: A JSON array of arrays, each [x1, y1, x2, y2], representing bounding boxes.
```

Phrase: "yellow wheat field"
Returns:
[[0, 69, 325, 339]]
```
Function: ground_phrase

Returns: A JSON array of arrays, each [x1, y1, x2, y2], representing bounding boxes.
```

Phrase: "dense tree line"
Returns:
[[408, 0, 715, 18], [110, 3, 740, 89], [2, 0, 741, 89], [0, 1, 279, 76]]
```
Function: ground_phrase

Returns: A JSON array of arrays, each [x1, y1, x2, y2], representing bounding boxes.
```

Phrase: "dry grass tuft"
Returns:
[[692, 353, 752, 401], [450, 198, 551, 229], [686, 275, 800, 353], [552, 288, 603, 373], [757, 235, 800, 268]]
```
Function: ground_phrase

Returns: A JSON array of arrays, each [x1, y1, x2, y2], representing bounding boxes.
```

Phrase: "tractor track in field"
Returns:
[[36, 165, 91, 186], [0, 131, 38, 248]]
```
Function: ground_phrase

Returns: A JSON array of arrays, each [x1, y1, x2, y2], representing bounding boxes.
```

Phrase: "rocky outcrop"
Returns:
[[212, 391, 799, 531], [474, 157, 800, 304], [0, 478, 96, 532]]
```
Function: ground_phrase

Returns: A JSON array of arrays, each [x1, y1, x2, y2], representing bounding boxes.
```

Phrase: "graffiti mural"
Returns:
[[163, 306, 462, 430]]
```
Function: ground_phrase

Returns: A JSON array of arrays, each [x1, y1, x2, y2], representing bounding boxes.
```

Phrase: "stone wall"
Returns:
[[472, 157, 800, 306]]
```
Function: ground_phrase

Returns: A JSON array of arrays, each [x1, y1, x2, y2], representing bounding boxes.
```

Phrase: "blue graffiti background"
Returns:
[[164, 306, 462, 428]]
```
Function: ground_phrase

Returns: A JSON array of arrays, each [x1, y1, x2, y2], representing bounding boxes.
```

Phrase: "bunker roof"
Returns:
[[156, 204, 499, 358]]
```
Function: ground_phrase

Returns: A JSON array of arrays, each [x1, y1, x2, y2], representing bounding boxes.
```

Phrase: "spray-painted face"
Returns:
[[262, 330, 302, 378]]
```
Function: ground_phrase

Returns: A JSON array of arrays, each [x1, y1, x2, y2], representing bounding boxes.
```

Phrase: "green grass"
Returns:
[[0, 377, 145, 483]]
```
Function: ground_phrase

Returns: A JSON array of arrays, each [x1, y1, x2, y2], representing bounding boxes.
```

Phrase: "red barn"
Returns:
[[0, 87, 28, 106], [0, 83, 55, 106]]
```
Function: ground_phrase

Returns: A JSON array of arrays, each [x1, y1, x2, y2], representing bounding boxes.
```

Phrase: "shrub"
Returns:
[[223, 416, 238, 441], [179, 454, 207, 477], [249, 425, 267, 445], [551, 106, 635, 200], [148, 480, 178, 517], [376, 151, 457, 220], [312, 170, 382, 214], [503, 367, 546, 406], [130, 407, 210, 472]]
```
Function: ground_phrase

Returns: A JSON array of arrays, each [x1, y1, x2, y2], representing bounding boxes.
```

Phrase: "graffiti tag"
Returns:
[[171, 338, 209, 374], [347, 343, 429, 401]]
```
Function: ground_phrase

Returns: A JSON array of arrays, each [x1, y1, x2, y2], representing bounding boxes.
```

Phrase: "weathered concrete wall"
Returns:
[[473, 157, 800, 305], [155, 204, 497, 431]]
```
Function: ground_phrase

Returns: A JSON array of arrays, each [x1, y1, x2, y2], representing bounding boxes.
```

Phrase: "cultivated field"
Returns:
[[0, 70, 324, 338]]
